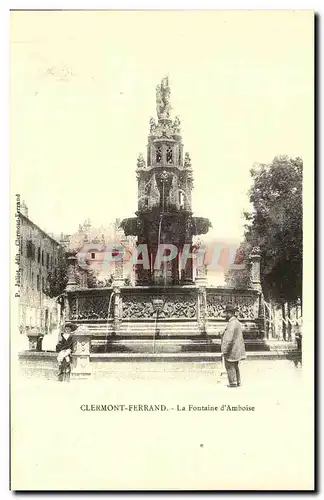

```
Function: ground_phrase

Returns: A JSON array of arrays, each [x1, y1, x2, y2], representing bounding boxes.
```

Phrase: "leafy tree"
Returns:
[[224, 244, 251, 289], [45, 248, 69, 298], [96, 275, 114, 288], [46, 249, 98, 295], [86, 269, 99, 288], [243, 155, 302, 304], [95, 274, 133, 287]]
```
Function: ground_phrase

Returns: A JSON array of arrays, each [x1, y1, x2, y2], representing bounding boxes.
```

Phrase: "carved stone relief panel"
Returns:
[[207, 292, 259, 320], [232, 294, 259, 319], [69, 293, 113, 320], [122, 293, 197, 319]]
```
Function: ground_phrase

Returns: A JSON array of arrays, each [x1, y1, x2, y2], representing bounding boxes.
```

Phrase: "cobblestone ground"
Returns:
[[12, 359, 313, 491]]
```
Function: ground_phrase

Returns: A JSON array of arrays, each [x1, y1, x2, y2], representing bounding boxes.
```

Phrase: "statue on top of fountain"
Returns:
[[156, 75, 171, 120]]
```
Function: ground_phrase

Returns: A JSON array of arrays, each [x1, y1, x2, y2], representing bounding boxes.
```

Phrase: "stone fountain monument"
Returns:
[[121, 75, 211, 286], [63, 77, 266, 363], [18, 77, 301, 381]]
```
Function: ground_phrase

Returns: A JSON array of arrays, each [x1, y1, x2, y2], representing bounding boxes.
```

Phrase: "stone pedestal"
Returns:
[[71, 326, 92, 379], [27, 329, 43, 351], [27, 334, 39, 351]]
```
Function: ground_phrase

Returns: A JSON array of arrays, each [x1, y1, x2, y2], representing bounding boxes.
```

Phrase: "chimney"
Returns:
[[20, 200, 28, 217]]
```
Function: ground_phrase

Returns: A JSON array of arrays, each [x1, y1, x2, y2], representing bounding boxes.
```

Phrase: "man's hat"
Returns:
[[224, 304, 236, 314], [64, 322, 77, 332]]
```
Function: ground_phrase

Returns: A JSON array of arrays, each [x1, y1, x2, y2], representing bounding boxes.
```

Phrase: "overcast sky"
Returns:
[[10, 10, 313, 243]]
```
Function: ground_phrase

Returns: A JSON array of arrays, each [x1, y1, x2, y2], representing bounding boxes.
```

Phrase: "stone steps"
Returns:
[[90, 322, 200, 339], [91, 336, 297, 354], [18, 347, 301, 380], [78, 321, 260, 339], [90, 349, 301, 363]]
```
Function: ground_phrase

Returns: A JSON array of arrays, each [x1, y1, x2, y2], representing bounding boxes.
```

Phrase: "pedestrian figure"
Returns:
[[221, 304, 246, 387], [295, 325, 302, 367], [56, 323, 74, 382]]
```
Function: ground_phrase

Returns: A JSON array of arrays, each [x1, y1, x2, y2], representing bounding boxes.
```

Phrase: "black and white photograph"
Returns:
[[9, 9, 314, 491]]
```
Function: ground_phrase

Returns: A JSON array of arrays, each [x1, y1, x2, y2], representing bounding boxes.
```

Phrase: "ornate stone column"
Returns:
[[113, 249, 125, 288], [258, 292, 266, 339], [249, 246, 262, 292], [62, 292, 71, 322], [27, 327, 43, 351], [112, 286, 122, 334], [72, 325, 92, 379], [249, 247, 265, 338], [66, 255, 78, 290], [172, 255, 179, 285], [181, 244, 194, 284], [197, 287, 207, 336], [195, 263, 208, 286]]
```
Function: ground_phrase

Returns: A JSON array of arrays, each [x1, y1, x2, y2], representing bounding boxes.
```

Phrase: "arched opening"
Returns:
[[166, 146, 173, 164], [156, 146, 162, 163]]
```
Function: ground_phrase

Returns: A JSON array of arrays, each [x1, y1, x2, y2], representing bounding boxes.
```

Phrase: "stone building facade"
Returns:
[[59, 218, 137, 285], [19, 204, 61, 349]]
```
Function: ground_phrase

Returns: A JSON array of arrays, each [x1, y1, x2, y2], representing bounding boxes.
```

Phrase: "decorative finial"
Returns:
[[149, 117, 156, 134], [184, 152, 192, 168], [137, 153, 146, 169], [173, 116, 181, 134], [156, 75, 171, 120]]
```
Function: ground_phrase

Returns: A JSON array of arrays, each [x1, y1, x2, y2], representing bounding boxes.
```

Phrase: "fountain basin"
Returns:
[[121, 210, 211, 238], [66, 285, 264, 353]]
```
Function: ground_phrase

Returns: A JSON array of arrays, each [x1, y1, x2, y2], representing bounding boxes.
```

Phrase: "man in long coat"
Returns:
[[221, 304, 246, 387]]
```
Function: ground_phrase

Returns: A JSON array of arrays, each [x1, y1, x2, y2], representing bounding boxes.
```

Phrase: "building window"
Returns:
[[37, 247, 41, 263], [27, 240, 35, 259], [91, 252, 96, 259], [36, 274, 40, 291], [46, 253, 49, 268], [41, 250, 44, 266], [31, 272, 34, 289], [166, 146, 173, 164], [50, 255, 53, 269], [178, 148, 181, 165], [156, 146, 162, 163], [42, 277, 45, 291]]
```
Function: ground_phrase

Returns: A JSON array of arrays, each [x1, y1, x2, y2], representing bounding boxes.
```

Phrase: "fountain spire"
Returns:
[[121, 77, 211, 286]]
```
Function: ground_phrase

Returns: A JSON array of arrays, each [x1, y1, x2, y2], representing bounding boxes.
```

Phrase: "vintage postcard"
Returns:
[[10, 10, 314, 491]]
